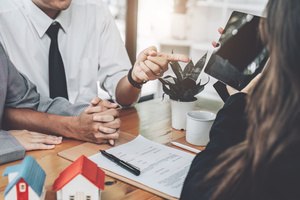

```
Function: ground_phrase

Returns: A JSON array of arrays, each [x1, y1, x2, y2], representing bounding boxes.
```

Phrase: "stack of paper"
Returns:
[[89, 135, 195, 199]]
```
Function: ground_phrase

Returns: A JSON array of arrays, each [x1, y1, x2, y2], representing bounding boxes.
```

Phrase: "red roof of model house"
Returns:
[[53, 155, 105, 191]]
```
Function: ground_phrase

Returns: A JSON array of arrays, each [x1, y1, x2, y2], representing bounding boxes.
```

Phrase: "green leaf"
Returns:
[[194, 52, 207, 70], [190, 52, 208, 81], [170, 62, 183, 81], [182, 60, 194, 79]]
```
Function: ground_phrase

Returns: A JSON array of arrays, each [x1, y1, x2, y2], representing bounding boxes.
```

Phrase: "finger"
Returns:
[[103, 118, 121, 129], [100, 109, 119, 118], [31, 135, 62, 145], [146, 56, 169, 71], [28, 131, 51, 136], [29, 143, 56, 150], [158, 52, 190, 63], [137, 46, 158, 63], [85, 105, 106, 114], [94, 131, 120, 139], [29, 131, 60, 138], [133, 62, 149, 82], [28, 132, 63, 143], [90, 97, 102, 106], [139, 61, 156, 80], [143, 46, 157, 57], [144, 60, 162, 78], [30, 134, 62, 141], [218, 27, 224, 34], [93, 114, 115, 122], [99, 100, 119, 109], [130, 66, 147, 84], [212, 41, 220, 48], [108, 139, 115, 146], [98, 126, 117, 134]]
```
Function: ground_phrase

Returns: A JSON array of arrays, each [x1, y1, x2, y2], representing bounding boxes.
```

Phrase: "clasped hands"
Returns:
[[72, 97, 120, 145], [9, 97, 121, 151]]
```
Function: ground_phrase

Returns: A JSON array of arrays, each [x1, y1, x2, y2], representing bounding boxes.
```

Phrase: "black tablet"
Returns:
[[204, 11, 269, 91]]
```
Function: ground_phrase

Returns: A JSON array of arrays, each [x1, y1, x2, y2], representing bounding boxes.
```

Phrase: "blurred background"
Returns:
[[103, 0, 268, 102]]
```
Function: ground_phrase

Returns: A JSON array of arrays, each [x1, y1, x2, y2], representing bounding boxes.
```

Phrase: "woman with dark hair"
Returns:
[[180, 0, 300, 199]]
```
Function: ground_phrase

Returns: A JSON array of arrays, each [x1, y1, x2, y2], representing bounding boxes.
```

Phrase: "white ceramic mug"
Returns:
[[186, 111, 216, 146]]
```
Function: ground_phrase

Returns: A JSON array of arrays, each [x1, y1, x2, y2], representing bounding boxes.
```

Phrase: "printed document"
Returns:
[[89, 135, 195, 198]]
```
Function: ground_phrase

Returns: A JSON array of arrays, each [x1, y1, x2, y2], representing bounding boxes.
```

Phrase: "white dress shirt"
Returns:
[[0, 0, 132, 103]]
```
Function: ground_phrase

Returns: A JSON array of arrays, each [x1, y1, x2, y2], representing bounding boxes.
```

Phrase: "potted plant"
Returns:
[[159, 53, 209, 130]]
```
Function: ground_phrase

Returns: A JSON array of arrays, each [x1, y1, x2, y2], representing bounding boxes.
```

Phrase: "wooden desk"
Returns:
[[0, 97, 223, 200]]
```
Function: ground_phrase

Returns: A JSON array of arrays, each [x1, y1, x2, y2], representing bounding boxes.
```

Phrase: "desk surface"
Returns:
[[0, 97, 223, 200]]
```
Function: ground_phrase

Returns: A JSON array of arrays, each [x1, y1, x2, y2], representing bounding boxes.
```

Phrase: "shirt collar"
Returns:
[[25, 0, 71, 38]]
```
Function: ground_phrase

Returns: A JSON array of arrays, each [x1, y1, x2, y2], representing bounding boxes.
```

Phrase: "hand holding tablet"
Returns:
[[205, 11, 269, 91]]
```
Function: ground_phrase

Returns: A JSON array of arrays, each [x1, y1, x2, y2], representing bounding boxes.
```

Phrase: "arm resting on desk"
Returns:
[[3, 108, 120, 144], [3, 108, 78, 138]]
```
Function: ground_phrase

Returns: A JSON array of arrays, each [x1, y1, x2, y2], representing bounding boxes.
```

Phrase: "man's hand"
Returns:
[[69, 100, 121, 145], [10, 130, 62, 150], [4, 101, 121, 145], [88, 97, 120, 145], [131, 46, 190, 83], [115, 47, 189, 106], [90, 97, 119, 110]]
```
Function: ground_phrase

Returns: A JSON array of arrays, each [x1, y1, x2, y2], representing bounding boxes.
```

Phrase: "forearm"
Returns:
[[3, 108, 76, 138], [115, 76, 140, 106], [3, 107, 120, 144]]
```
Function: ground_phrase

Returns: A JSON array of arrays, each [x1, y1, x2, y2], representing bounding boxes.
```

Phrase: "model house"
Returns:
[[53, 155, 105, 200], [2, 156, 46, 200]]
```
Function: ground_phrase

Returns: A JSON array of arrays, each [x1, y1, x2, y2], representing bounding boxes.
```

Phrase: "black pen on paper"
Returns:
[[99, 150, 141, 176]]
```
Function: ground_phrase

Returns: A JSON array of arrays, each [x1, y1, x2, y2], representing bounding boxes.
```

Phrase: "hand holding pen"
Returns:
[[87, 97, 121, 145]]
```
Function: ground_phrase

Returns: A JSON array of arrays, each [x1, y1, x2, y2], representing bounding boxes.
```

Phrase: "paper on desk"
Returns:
[[89, 135, 195, 198]]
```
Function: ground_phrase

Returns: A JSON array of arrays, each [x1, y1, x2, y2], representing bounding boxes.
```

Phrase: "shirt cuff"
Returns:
[[0, 131, 26, 165], [38, 96, 88, 116], [102, 69, 128, 101]]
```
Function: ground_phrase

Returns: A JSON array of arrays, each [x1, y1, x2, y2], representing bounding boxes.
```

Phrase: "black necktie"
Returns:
[[46, 22, 68, 99]]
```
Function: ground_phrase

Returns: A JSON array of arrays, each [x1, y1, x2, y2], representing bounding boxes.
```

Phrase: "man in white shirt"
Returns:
[[0, 0, 189, 106], [0, 43, 121, 164]]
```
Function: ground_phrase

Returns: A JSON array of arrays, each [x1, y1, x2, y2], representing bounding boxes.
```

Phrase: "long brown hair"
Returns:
[[202, 1, 300, 199]]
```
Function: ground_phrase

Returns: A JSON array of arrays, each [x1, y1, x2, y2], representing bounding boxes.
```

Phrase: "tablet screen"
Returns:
[[204, 11, 269, 90]]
